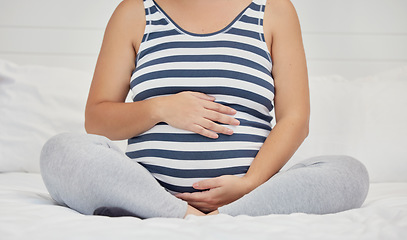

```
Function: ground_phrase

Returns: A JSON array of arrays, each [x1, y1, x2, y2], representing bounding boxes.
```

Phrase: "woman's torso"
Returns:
[[126, 0, 274, 194]]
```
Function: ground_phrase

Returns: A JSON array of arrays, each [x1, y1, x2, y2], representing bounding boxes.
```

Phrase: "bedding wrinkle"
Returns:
[[2, 172, 407, 240]]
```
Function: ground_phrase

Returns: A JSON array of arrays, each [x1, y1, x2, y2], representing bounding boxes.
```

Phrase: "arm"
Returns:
[[85, 0, 155, 140], [242, 0, 310, 192], [176, 0, 310, 212], [85, 0, 239, 141]]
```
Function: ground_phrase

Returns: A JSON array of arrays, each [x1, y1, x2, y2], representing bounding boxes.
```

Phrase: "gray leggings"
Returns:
[[40, 133, 369, 219]]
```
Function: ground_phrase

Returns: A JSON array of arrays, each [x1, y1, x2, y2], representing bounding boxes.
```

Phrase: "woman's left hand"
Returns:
[[175, 175, 253, 213]]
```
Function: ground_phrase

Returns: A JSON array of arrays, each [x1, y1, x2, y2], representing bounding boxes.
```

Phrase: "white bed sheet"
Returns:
[[0, 172, 406, 240]]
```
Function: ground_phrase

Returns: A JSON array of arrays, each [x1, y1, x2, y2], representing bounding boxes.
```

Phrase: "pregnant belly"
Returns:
[[126, 117, 270, 194]]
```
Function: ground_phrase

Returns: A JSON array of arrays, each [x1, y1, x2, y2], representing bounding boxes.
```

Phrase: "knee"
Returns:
[[40, 133, 78, 175], [344, 155, 370, 190], [326, 155, 370, 208], [303, 155, 370, 209], [306, 155, 369, 182], [40, 132, 111, 201], [39, 132, 83, 203], [40, 132, 117, 174], [344, 156, 369, 178], [330, 155, 369, 184]]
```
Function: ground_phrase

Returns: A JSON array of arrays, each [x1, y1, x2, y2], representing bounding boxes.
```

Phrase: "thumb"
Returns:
[[193, 178, 222, 190]]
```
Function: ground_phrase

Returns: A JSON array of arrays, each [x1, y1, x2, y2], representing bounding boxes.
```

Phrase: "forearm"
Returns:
[[85, 98, 161, 141], [243, 116, 309, 192], [85, 91, 239, 141]]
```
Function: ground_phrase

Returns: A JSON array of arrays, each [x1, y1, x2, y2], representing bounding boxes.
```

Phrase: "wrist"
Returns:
[[147, 96, 167, 124], [241, 175, 259, 194]]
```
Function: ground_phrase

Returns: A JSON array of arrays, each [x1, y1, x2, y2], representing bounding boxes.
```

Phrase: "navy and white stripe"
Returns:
[[126, 0, 274, 194]]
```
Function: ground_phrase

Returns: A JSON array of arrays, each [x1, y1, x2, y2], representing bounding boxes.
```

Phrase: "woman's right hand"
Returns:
[[156, 91, 240, 139]]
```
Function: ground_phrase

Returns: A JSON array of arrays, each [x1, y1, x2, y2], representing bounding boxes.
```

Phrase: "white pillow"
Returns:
[[288, 66, 407, 182], [285, 75, 362, 168], [0, 59, 92, 172], [354, 66, 407, 182]]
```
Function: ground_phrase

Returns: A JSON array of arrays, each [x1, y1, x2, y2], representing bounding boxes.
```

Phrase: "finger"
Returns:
[[193, 178, 222, 190], [198, 118, 233, 136], [175, 192, 198, 201], [189, 92, 216, 101], [176, 190, 214, 202], [203, 109, 240, 126], [204, 101, 237, 116], [189, 124, 219, 139], [174, 193, 189, 199]]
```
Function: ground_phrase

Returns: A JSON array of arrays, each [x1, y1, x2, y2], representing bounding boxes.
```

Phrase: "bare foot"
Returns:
[[207, 210, 219, 215], [183, 205, 205, 218]]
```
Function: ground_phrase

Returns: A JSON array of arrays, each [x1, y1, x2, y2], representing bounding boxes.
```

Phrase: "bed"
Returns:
[[0, 172, 406, 239], [1, 0, 407, 239]]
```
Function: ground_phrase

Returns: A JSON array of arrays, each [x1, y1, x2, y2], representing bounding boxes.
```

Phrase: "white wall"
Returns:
[[0, 0, 406, 78], [0, 0, 121, 72], [292, 0, 407, 78]]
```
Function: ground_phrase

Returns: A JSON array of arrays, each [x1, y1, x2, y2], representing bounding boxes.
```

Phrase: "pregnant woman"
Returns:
[[40, 0, 369, 218]]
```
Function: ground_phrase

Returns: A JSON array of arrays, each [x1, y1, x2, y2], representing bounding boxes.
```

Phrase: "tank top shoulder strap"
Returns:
[[138, 0, 177, 57], [142, 0, 160, 24], [250, 0, 267, 28], [245, 0, 270, 62]]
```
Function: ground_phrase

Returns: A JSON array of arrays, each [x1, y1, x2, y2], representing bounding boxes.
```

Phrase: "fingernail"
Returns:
[[226, 128, 233, 135], [233, 119, 240, 125]]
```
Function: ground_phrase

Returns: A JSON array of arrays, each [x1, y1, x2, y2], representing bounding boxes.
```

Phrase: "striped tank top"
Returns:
[[126, 0, 275, 194]]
